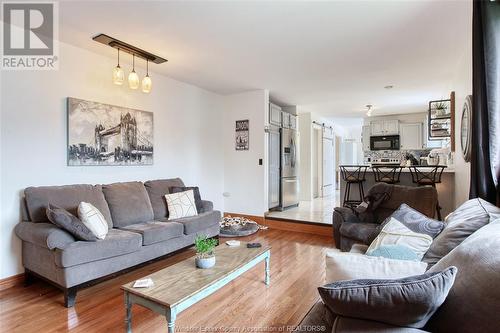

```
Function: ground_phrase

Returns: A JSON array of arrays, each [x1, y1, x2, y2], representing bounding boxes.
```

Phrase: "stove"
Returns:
[[371, 157, 401, 165]]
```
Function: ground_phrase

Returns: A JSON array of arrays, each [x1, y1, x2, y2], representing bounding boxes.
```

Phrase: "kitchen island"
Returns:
[[339, 165, 455, 218]]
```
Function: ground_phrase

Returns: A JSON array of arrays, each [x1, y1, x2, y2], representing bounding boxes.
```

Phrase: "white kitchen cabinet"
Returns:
[[362, 125, 371, 151], [282, 112, 291, 128], [289, 114, 297, 130], [400, 122, 423, 150], [269, 103, 282, 126], [370, 120, 399, 135], [384, 120, 399, 135]]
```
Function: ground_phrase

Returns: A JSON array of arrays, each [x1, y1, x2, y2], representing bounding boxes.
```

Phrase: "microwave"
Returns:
[[370, 135, 400, 151]]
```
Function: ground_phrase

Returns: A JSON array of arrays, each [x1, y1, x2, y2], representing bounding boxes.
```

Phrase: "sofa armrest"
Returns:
[[15, 222, 75, 250], [334, 207, 360, 223], [199, 200, 213, 213], [333, 317, 429, 333]]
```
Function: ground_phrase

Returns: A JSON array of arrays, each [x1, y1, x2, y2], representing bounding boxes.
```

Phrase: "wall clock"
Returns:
[[461, 95, 472, 162]]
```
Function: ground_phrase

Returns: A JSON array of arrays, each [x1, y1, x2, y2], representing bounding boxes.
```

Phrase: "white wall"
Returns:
[[0, 42, 225, 279], [222, 90, 268, 216], [451, 22, 472, 207]]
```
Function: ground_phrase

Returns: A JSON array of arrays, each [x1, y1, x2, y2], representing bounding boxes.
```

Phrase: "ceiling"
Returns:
[[59, 1, 472, 118]]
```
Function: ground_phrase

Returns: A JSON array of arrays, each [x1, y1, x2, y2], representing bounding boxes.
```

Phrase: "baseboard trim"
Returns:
[[223, 212, 266, 225], [224, 212, 332, 238], [0, 273, 24, 292], [263, 218, 333, 238]]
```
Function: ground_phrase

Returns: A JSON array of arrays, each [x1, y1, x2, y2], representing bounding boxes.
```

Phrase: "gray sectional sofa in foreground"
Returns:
[[15, 178, 220, 307]]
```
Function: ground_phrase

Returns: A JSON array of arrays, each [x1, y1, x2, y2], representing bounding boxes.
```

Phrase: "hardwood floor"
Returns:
[[0, 229, 334, 333]]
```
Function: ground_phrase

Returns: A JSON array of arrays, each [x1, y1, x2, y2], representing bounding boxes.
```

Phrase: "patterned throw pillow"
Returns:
[[318, 267, 457, 329], [164, 189, 198, 220], [368, 217, 433, 260], [169, 186, 203, 213], [46, 204, 97, 241], [385, 203, 445, 238], [77, 202, 109, 239]]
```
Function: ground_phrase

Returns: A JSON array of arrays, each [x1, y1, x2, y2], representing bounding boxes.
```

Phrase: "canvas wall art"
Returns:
[[235, 119, 249, 150], [67, 97, 153, 166]]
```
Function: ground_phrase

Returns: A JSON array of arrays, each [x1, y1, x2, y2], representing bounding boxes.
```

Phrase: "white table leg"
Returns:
[[166, 308, 177, 333], [265, 253, 270, 286]]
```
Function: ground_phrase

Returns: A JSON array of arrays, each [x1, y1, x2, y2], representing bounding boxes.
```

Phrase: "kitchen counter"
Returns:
[[341, 165, 455, 173], [339, 165, 455, 218]]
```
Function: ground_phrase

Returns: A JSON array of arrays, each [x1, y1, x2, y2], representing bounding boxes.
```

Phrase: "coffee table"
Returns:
[[121, 243, 271, 333]]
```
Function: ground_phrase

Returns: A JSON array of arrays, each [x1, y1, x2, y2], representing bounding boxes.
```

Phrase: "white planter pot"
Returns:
[[195, 256, 216, 269]]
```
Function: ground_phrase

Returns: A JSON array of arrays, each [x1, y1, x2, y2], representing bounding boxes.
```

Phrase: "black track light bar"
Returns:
[[93, 33, 167, 64]]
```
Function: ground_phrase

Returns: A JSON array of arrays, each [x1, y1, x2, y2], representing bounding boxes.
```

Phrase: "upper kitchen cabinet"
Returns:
[[282, 112, 290, 128], [269, 103, 282, 126], [289, 114, 297, 130], [400, 122, 423, 149], [370, 120, 399, 135], [362, 125, 371, 151]]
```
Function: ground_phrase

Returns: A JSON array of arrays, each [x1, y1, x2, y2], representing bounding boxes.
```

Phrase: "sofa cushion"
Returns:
[[384, 204, 445, 238], [319, 267, 457, 329], [120, 221, 184, 245], [169, 186, 203, 213], [24, 184, 113, 227], [165, 189, 198, 219], [144, 178, 185, 219], [423, 198, 500, 267], [333, 317, 430, 333], [102, 182, 154, 227], [77, 202, 109, 240], [46, 204, 97, 241], [54, 229, 142, 268], [160, 210, 220, 235], [367, 217, 433, 261], [425, 221, 500, 333], [325, 250, 427, 283]]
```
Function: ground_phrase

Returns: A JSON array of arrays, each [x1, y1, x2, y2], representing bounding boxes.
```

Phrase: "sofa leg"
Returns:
[[24, 269, 36, 287], [213, 234, 220, 246], [64, 287, 77, 308]]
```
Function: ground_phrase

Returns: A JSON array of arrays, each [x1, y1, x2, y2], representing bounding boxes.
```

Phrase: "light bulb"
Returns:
[[142, 75, 152, 93], [128, 70, 139, 89], [113, 65, 124, 85]]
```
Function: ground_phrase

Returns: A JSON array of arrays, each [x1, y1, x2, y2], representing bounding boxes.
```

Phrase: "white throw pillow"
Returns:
[[325, 250, 428, 283], [77, 202, 109, 239], [367, 217, 433, 260], [165, 189, 198, 220]]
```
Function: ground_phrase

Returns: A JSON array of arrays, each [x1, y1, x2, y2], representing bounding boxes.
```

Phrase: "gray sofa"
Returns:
[[300, 198, 500, 332], [15, 178, 220, 307]]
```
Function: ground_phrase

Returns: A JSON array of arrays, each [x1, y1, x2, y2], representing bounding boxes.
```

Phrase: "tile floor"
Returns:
[[265, 190, 341, 225]]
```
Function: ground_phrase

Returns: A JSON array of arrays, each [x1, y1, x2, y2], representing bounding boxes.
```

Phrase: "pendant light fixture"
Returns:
[[128, 54, 140, 89], [142, 59, 152, 93], [112, 48, 124, 85], [366, 104, 373, 117]]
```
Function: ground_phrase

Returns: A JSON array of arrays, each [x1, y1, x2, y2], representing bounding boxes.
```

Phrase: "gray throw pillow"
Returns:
[[318, 266, 457, 328], [423, 198, 500, 267], [46, 204, 97, 241], [169, 186, 203, 213], [384, 203, 445, 238]]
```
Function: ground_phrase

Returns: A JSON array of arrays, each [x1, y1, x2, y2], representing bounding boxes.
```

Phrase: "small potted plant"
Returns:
[[194, 235, 218, 269]]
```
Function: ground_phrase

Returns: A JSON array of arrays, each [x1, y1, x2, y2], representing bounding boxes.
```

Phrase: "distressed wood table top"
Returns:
[[121, 243, 271, 308]]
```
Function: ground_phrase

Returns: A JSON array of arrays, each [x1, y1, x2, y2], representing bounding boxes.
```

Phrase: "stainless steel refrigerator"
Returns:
[[281, 127, 299, 208]]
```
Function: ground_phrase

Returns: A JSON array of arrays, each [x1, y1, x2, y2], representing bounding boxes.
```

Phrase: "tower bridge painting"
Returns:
[[67, 98, 153, 166]]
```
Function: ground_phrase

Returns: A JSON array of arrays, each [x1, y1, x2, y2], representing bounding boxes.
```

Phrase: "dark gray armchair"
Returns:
[[332, 183, 438, 251]]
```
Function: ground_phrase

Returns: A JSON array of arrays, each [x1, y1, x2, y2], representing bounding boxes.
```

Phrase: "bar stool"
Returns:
[[371, 165, 403, 184], [409, 166, 446, 220], [340, 165, 368, 208]]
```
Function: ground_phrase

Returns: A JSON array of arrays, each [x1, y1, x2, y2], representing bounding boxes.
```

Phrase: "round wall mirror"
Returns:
[[461, 95, 472, 162]]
